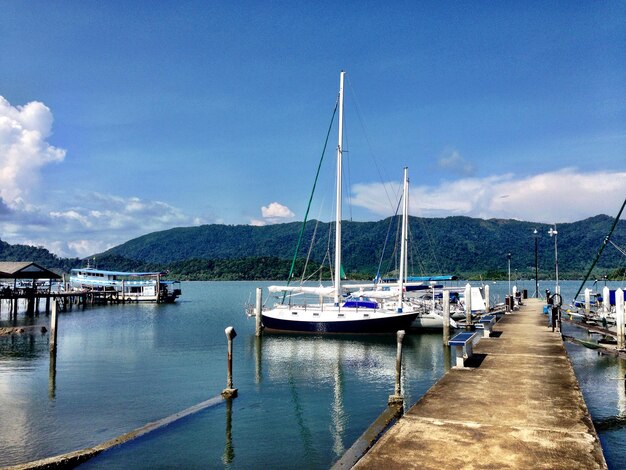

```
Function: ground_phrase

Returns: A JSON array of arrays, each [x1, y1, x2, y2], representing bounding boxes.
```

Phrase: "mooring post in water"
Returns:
[[222, 326, 238, 398], [603, 286, 610, 314], [255, 287, 263, 337], [613, 289, 623, 346], [442, 289, 450, 345], [388, 330, 405, 406], [50, 299, 58, 353], [584, 288, 591, 314], [464, 283, 472, 326]]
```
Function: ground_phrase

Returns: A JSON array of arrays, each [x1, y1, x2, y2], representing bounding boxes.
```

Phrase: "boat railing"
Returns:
[[275, 301, 387, 315]]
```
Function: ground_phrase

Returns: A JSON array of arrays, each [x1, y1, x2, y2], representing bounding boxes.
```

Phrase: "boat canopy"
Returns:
[[267, 285, 336, 296], [71, 268, 167, 277]]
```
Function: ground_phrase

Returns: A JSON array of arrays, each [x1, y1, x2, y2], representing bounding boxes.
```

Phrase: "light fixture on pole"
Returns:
[[533, 229, 538, 298], [548, 225, 559, 295]]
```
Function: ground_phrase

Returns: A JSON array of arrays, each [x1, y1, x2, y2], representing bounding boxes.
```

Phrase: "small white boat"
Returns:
[[409, 285, 487, 330], [69, 268, 182, 303]]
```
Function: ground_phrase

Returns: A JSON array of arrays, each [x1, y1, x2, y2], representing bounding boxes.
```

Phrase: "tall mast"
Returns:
[[398, 167, 409, 312], [334, 71, 345, 306], [574, 197, 626, 301]]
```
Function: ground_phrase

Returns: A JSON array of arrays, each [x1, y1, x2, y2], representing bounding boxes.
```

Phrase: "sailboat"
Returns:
[[261, 71, 418, 333]]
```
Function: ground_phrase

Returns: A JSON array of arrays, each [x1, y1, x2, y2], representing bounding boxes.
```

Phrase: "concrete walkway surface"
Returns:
[[354, 299, 607, 469]]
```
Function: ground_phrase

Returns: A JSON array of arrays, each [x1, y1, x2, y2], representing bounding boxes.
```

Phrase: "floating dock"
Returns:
[[354, 298, 607, 469]]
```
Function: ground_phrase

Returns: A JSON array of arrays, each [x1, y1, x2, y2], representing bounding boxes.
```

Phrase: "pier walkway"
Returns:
[[354, 298, 607, 469]]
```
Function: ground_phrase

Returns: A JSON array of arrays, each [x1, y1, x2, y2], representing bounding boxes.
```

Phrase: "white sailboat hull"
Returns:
[[261, 304, 418, 334]]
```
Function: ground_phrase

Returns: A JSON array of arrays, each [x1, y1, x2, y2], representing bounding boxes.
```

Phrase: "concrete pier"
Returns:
[[354, 298, 607, 469]]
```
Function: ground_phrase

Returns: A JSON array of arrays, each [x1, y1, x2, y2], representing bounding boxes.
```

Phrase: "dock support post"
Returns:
[[603, 286, 610, 314], [50, 300, 58, 353], [222, 326, 238, 398], [464, 283, 472, 326], [584, 288, 591, 314], [255, 287, 263, 337], [388, 330, 405, 406], [442, 290, 450, 345], [484, 284, 490, 311], [616, 289, 625, 350]]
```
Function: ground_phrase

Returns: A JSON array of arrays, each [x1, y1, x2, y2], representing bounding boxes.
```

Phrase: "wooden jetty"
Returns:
[[0, 289, 139, 319], [353, 298, 607, 469], [0, 261, 136, 320]]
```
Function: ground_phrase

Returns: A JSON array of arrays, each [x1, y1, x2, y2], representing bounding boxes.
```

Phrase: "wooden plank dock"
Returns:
[[353, 298, 607, 469]]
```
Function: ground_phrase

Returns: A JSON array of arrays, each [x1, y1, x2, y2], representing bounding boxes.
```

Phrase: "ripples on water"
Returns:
[[0, 280, 625, 468]]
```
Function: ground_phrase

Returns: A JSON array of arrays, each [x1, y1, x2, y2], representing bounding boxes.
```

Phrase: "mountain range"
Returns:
[[3, 214, 621, 280]]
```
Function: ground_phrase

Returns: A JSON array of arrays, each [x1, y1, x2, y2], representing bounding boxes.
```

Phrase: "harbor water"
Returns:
[[0, 280, 625, 468]]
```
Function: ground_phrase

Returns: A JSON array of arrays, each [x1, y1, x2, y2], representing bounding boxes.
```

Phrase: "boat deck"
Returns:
[[353, 298, 607, 469]]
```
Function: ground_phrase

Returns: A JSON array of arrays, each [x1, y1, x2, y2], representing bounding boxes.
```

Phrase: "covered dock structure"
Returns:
[[0, 262, 66, 317]]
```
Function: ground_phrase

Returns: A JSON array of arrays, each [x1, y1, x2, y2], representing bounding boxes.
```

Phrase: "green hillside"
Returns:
[[97, 214, 626, 280], [1, 214, 624, 280], [0, 239, 81, 273]]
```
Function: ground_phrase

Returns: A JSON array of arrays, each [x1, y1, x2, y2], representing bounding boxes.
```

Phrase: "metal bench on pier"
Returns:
[[448, 331, 477, 368], [477, 314, 496, 337]]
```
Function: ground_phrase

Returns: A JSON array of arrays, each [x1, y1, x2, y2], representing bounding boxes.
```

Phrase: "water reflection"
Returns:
[[222, 398, 235, 464], [443, 344, 451, 372], [253, 336, 262, 385], [256, 333, 408, 462], [617, 359, 626, 417], [594, 359, 626, 432], [331, 357, 345, 457], [49, 349, 57, 400]]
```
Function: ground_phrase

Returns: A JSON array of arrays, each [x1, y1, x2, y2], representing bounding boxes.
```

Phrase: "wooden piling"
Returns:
[[50, 300, 58, 353], [584, 288, 591, 314], [442, 290, 450, 345], [616, 288, 625, 350], [464, 283, 472, 326], [255, 287, 263, 337], [222, 326, 238, 398], [388, 330, 405, 406], [484, 284, 490, 311]]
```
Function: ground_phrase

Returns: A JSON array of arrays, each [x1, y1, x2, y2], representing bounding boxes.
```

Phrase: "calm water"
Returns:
[[0, 280, 624, 468]]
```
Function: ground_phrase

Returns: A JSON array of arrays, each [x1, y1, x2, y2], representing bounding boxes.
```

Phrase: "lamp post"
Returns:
[[507, 252, 512, 297], [548, 225, 559, 295], [533, 229, 538, 298]]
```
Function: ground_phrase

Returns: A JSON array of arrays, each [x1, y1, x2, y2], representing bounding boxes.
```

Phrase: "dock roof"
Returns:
[[0, 262, 61, 279]]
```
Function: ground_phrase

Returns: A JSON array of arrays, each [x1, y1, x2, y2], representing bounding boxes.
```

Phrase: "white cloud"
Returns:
[[255, 202, 295, 225], [436, 148, 475, 176], [262, 202, 295, 219], [0, 96, 65, 204], [0, 97, 210, 258], [351, 169, 626, 223], [0, 191, 204, 258]]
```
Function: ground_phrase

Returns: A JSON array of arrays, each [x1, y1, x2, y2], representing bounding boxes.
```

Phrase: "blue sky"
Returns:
[[1, 1, 624, 257]]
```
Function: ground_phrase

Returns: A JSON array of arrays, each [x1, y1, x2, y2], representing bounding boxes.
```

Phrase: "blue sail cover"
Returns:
[[378, 275, 458, 283], [343, 297, 378, 309]]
